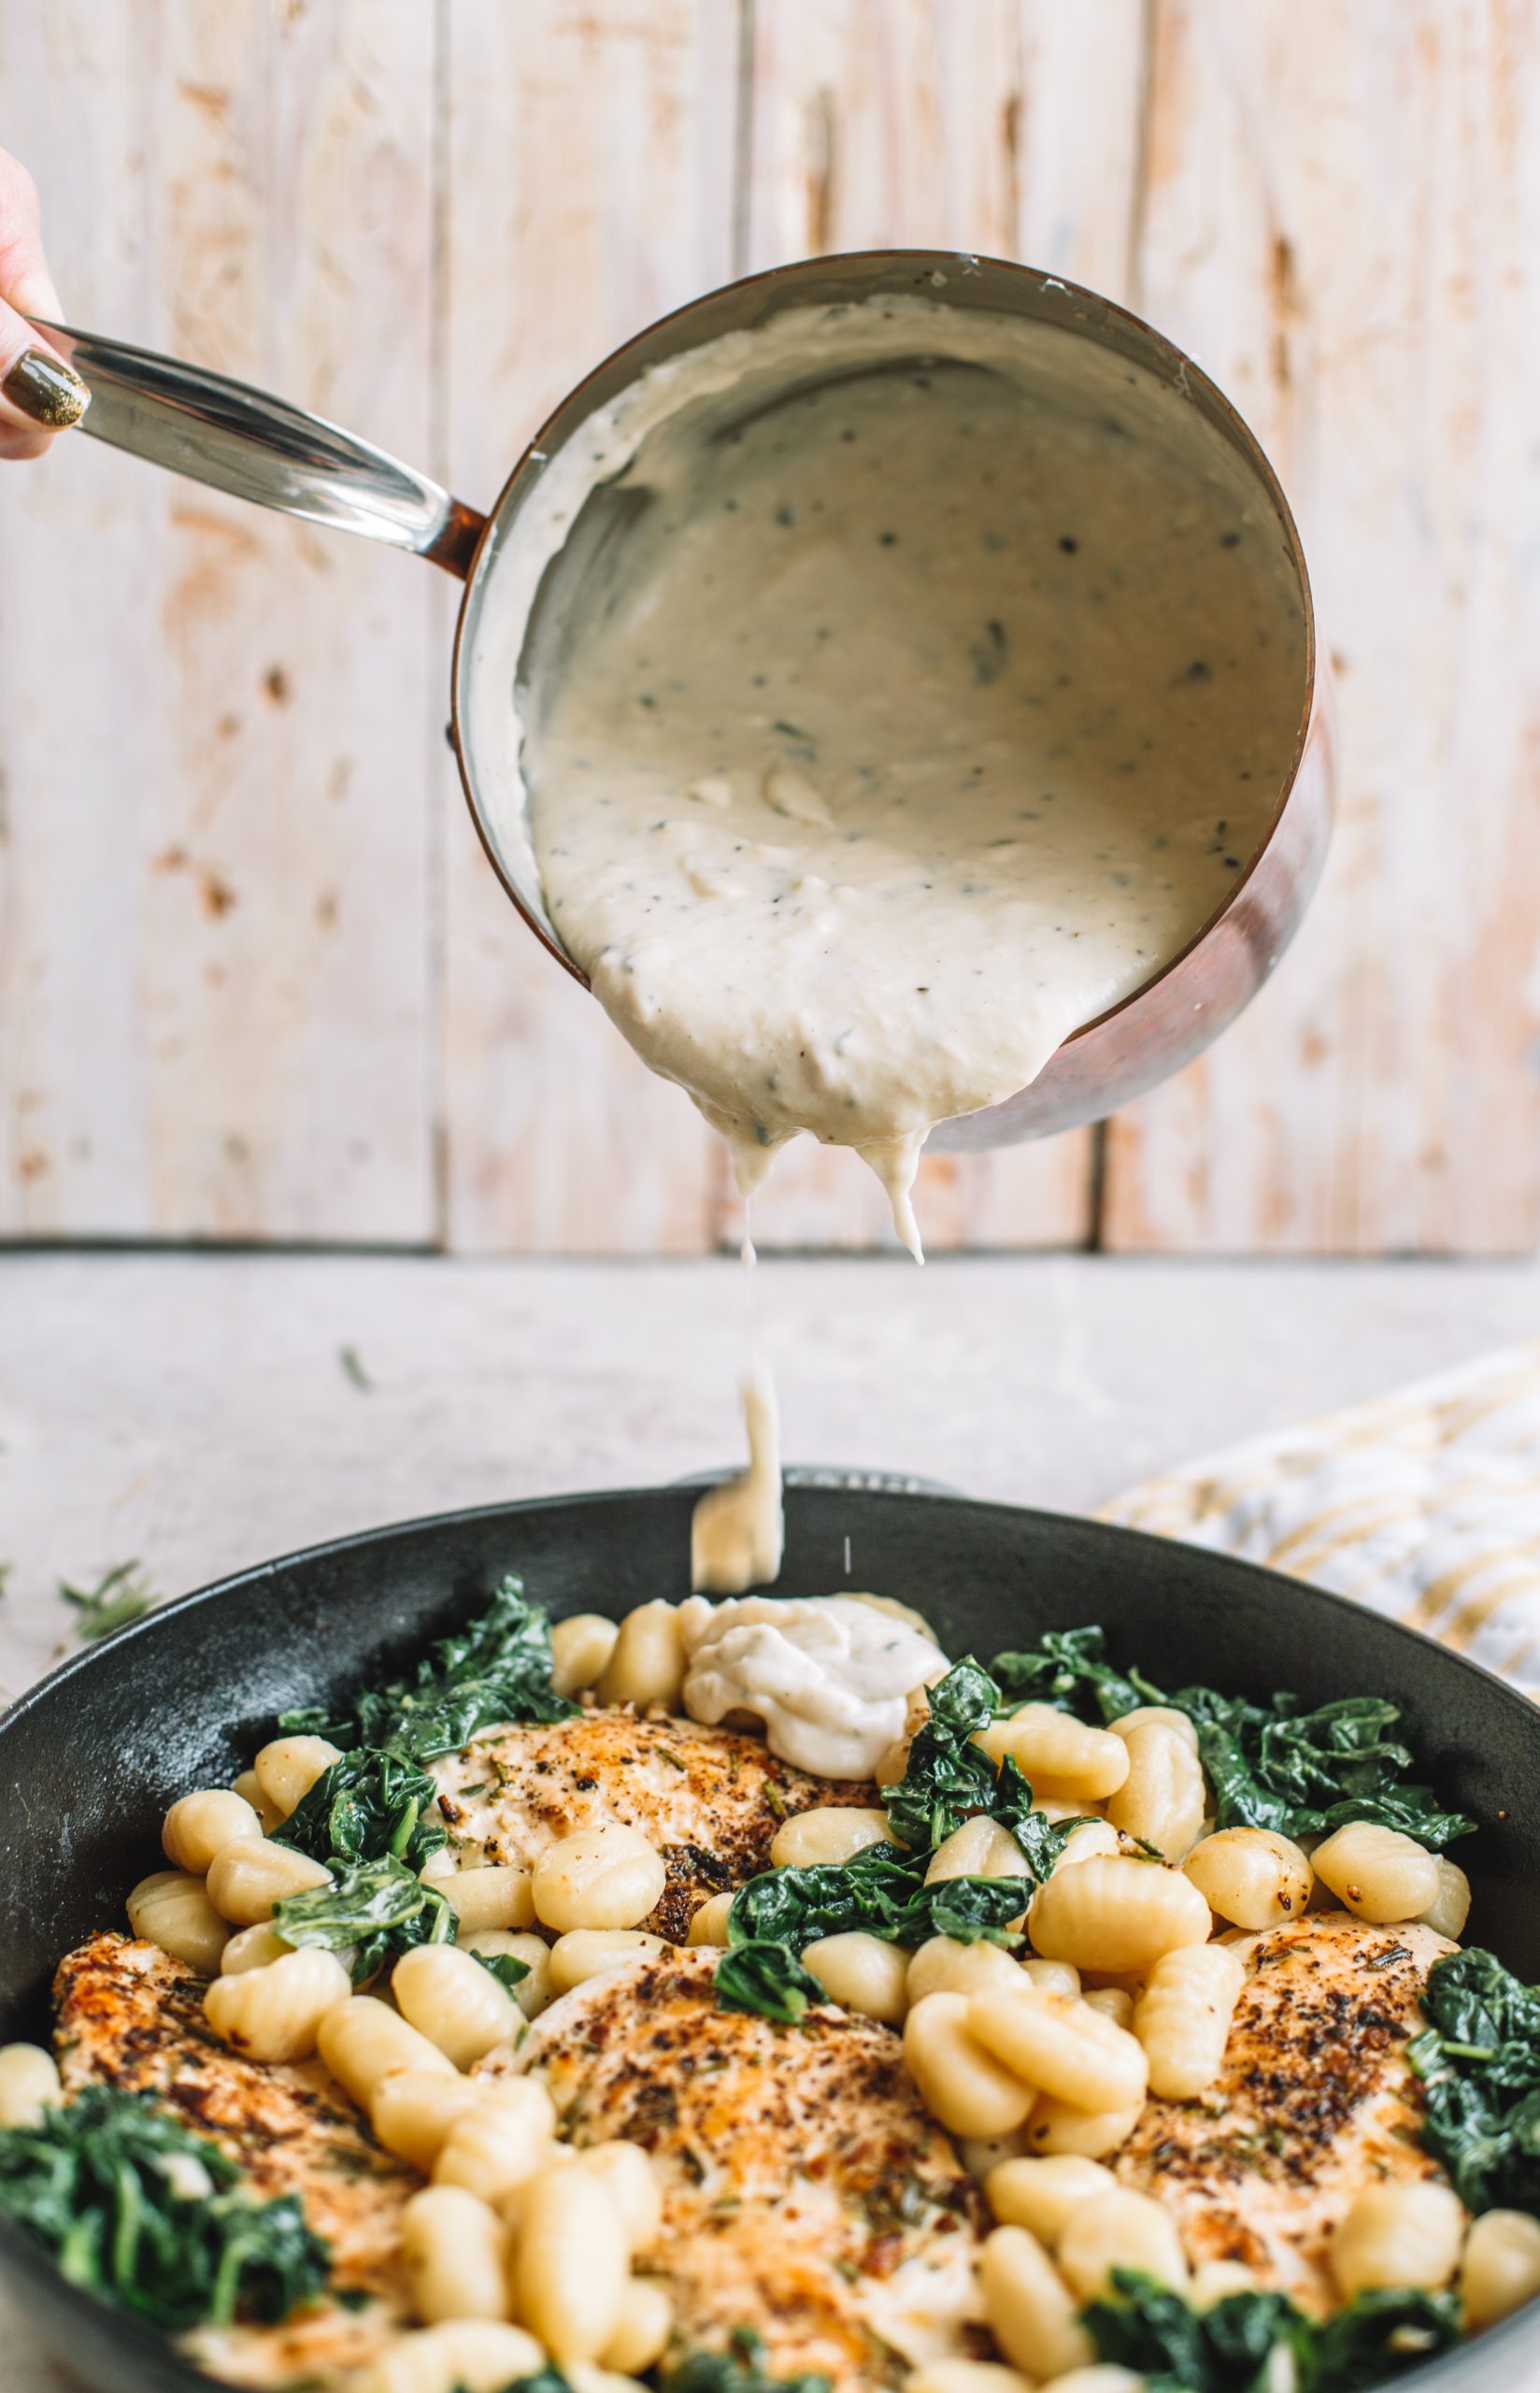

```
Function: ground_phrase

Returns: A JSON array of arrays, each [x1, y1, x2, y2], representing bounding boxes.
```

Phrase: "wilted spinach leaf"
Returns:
[[715, 1939, 826, 2027], [663, 2325, 832, 2393], [272, 1746, 446, 1875], [1306, 2286, 1463, 2387], [728, 1841, 1030, 1956], [274, 1855, 455, 1985], [881, 1657, 1003, 1850], [1408, 1947, 1540, 2212], [992, 1626, 1149, 1723], [1083, 2270, 1460, 2392], [988, 1628, 1473, 1851], [279, 1574, 575, 1763], [0, 2086, 329, 2331], [471, 1948, 531, 1997], [881, 1658, 1089, 1866]]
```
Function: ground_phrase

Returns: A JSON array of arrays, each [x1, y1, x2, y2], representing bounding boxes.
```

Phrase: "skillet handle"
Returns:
[[30, 318, 486, 580]]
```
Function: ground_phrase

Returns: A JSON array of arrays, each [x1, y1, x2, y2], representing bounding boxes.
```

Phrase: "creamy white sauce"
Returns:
[[677, 1591, 947, 1779], [690, 1359, 784, 1595], [484, 294, 1307, 1254]]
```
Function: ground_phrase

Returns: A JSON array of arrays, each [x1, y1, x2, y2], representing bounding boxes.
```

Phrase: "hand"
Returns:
[[0, 147, 88, 458]]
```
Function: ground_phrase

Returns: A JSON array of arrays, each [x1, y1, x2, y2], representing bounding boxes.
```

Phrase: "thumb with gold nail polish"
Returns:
[[0, 144, 89, 459]]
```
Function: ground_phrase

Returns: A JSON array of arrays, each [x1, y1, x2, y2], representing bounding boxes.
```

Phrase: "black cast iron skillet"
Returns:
[[2, 1483, 1537, 2393]]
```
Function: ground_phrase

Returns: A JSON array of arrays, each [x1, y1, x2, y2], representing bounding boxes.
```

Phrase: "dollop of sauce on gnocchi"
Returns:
[[677, 1591, 945, 1779]]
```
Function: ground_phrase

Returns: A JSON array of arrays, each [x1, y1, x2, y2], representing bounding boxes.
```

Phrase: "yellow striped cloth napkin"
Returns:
[[1100, 1341, 1540, 1698]]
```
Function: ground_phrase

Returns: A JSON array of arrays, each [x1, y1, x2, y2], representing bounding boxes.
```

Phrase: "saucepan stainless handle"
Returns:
[[29, 317, 487, 580]]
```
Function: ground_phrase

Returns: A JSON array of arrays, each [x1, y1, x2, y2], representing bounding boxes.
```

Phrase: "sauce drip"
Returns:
[[690, 1359, 783, 1595]]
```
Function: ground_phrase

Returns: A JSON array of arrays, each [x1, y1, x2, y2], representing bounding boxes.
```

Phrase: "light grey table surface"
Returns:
[[3, 1248, 1539, 2385]]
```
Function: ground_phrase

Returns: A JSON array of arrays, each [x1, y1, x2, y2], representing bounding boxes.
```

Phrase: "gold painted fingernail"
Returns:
[[2, 347, 90, 429]]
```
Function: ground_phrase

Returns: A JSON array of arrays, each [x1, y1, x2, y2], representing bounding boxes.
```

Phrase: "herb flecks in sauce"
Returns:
[[502, 296, 1306, 1254]]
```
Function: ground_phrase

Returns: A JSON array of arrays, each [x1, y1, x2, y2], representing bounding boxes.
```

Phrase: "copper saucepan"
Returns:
[[36, 250, 1332, 1150]]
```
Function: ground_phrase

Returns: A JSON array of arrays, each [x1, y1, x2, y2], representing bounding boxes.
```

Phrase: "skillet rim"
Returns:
[[2, 1482, 1537, 2393]]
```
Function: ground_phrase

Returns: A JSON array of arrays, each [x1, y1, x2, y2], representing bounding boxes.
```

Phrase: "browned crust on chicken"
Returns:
[[481, 1947, 986, 2389], [432, 1711, 877, 1941], [1114, 1911, 1454, 2311], [53, 1933, 417, 2385]]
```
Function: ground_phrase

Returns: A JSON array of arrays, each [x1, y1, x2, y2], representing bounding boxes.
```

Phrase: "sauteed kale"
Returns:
[[274, 1855, 457, 1986], [264, 1577, 573, 1980], [1085, 2271, 1460, 2392], [1408, 1948, 1540, 2214], [991, 1626, 1475, 1851], [717, 1657, 1084, 2022], [0, 2087, 328, 2331], [882, 1656, 1091, 1869], [272, 1746, 448, 1875], [663, 2325, 832, 2393], [279, 1573, 575, 1763]]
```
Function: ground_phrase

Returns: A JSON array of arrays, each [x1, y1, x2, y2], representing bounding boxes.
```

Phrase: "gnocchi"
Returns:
[[573, 2138, 663, 2255], [220, 1922, 289, 1974], [317, 1995, 457, 2108], [360, 2322, 546, 2393], [549, 1929, 668, 1993], [968, 1986, 1148, 2114], [161, 1787, 262, 1875], [979, 2224, 1094, 2380], [907, 1937, 1028, 2004], [204, 1947, 350, 2061], [1312, 1822, 1441, 1927], [1182, 1827, 1313, 1930], [925, 1814, 1032, 1885], [392, 1942, 523, 2069], [903, 1993, 1037, 2140], [770, 1805, 891, 1870], [1330, 2180, 1465, 2296], [1058, 2185, 1189, 2300], [1028, 1854, 1211, 1973], [1022, 2094, 1143, 2161], [205, 1840, 332, 1927], [126, 1870, 230, 1973], [1419, 1856, 1473, 1942], [401, 2184, 509, 2324], [1134, 1941, 1246, 2099], [1105, 1717, 1205, 1861], [438, 1866, 536, 1935], [595, 1599, 686, 1712], [975, 1705, 1129, 1804], [252, 1734, 343, 1821], [371, 2071, 482, 2171], [1461, 2206, 1540, 2330], [985, 2155, 1116, 2248], [684, 1891, 736, 1946], [510, 2161, 631, 2360], [531, 1823, 666, 1935], [459, 1930, 554, 2019], [434, 2082, 558, 2203], [601, 2278, 673, 2373], [551, 1612, 620, 1698], [0, 2042, 61, 2129], [801, 1932, 910, 2025]]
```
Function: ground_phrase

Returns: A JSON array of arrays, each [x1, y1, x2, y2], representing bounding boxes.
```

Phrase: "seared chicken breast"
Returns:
[[481, 1946, 986, 2389], [432, 1711, 877, 1940], [1115, 1910, 1455, 2310], [54, 1933, 416, 2387]]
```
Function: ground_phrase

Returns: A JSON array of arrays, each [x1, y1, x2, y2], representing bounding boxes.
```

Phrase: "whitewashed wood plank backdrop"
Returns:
[[1, 0, 1536, 1255]]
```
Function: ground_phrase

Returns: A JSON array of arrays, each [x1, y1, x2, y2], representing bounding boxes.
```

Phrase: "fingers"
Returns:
[[0, 147, 85, 457]]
